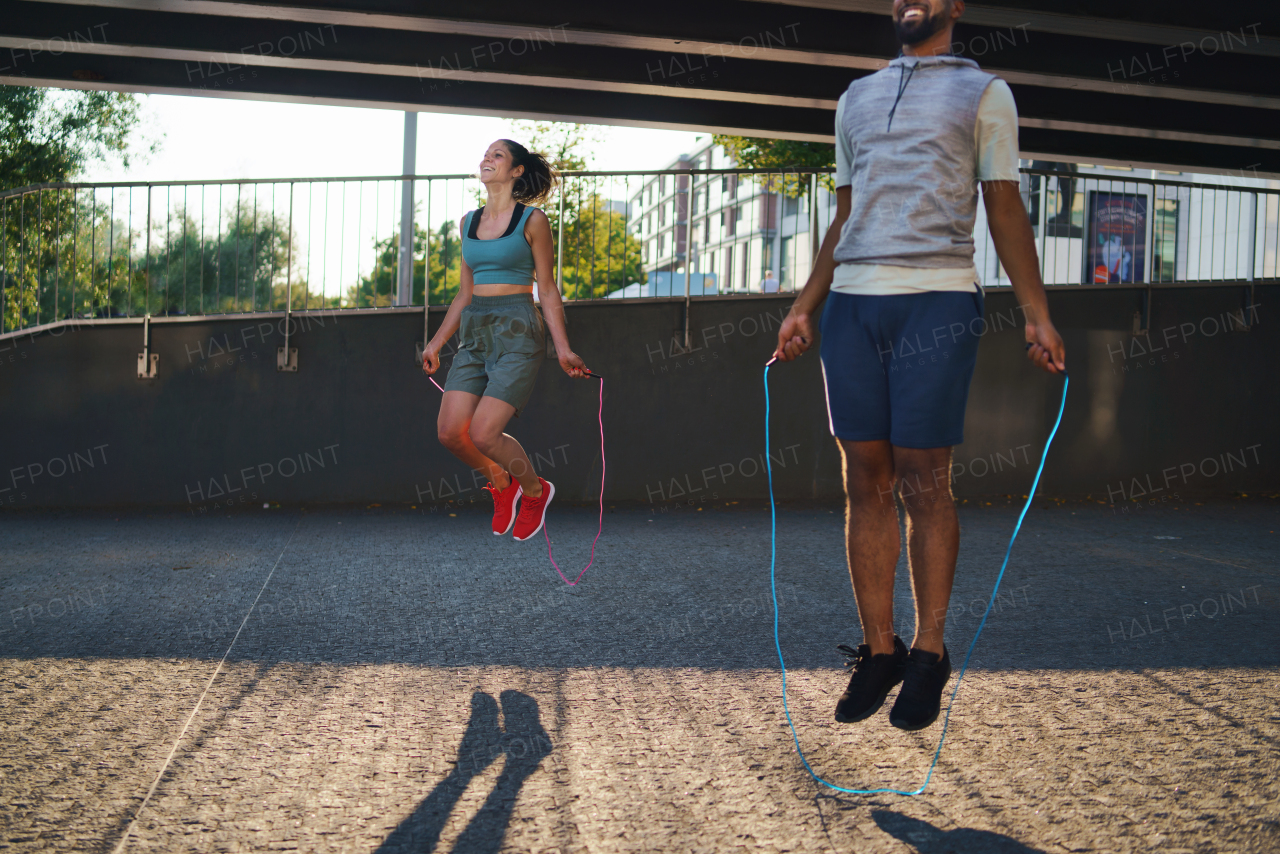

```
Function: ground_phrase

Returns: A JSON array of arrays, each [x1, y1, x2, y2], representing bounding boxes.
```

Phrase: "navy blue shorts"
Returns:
[[819, 288, 984, 449]]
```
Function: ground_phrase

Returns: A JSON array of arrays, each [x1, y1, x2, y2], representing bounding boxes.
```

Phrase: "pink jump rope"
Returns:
[[428, 370, 606, 586]]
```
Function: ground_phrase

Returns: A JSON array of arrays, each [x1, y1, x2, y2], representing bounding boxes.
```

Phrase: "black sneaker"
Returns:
[[888, 646, 952, 731], [833, 636, 908, 723]]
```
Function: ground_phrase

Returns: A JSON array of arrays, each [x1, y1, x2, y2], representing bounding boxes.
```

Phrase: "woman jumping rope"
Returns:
[[422, 139, 591, 541]]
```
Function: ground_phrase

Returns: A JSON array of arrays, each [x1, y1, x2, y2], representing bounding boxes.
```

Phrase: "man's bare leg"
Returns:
[[892, 446, 959, 655], [839, 438, 901, 655]]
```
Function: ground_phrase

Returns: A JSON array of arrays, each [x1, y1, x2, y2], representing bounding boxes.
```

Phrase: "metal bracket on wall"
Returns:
[[1132, 287, 1151, 336], [278, 307, 297, 372], [1240, 284, 1256, 332], [137, 352, 158, 379], [672, 303, 692, 357], [137, 314, 158, 379]]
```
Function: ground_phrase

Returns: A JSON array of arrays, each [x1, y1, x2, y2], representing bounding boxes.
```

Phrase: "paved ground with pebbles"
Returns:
[[1, 498, 1277, 853]]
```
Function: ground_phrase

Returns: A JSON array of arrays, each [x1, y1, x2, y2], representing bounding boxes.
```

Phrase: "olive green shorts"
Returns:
[[443, 293, 545, 415]]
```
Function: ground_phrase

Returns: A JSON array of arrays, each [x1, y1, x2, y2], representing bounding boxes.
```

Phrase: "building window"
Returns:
[[1153, 198, 1180, 283], [780, 235, 794, 288]]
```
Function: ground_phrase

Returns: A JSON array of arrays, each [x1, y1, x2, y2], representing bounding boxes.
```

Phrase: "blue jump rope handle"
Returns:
[[1025, 342, 1067, 376], [766, 358, 1068, 796]]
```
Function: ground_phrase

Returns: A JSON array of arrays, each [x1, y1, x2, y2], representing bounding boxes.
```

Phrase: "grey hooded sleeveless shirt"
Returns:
[[833, 54, 998, 269]]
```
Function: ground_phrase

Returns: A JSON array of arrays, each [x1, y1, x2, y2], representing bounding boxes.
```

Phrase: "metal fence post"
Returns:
[[19, 193, 25, 331], [557, 184, 565, 292], [37, 190, 44, 326], [145, 185, 152, 317], [682, 171, 691, 349], [809, 172, 819, 269], [2, 198, 8, 334], [279, 183, 297, 371], [421, 178, 432, 362], [397, 111, 417, 307]]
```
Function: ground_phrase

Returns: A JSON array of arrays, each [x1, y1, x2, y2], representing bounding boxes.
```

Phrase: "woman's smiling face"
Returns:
[[479, 140, 523, 186]]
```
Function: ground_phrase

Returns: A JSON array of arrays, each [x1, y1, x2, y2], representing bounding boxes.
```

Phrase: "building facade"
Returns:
[[626, 142, 836, 295], [625, 142, 1277, 295]]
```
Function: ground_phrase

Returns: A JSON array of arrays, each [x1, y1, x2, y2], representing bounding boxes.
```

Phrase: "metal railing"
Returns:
[[1002, 169, 1278, 288], [1, 167, 1276, 337]]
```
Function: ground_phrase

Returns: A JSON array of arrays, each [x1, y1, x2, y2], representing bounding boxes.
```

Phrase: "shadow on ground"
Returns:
[[872, 810, 1046, 853], [376, 690, 551, 854]]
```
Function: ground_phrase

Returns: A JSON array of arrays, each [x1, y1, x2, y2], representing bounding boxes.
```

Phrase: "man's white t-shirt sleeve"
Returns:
[[834, 91, 854, 188], [830, 77, 1018, 295], [976, 79, 1019, 182]]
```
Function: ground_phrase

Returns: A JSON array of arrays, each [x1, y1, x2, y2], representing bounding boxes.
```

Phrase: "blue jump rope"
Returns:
[[764, 355, 1069, 796]]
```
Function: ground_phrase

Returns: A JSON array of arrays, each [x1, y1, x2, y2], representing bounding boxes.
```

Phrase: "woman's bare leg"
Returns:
[[467, 397, 542, 497], [437, 390, 511, 489]]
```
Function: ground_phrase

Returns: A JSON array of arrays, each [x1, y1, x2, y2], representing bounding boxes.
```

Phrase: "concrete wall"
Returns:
[[0, 285, 1274, 511]]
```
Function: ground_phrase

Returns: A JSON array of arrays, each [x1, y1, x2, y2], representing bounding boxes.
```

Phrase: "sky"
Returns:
[[69, 91, 709, 303], [80, 92, 709, 183]]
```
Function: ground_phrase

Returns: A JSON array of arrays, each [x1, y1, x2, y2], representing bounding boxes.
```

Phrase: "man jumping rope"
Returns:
[[772, 0, 1066, 731]]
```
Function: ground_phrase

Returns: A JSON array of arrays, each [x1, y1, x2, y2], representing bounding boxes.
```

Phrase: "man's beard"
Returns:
[[894, 6, 946, 45]]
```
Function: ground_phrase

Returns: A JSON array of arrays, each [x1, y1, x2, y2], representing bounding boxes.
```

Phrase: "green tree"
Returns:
[[507, 122, 644, 297], [145, 205, 305, 315], [712, 135, 835, 196], [559, 196, 644, 299], [508, 120, 602, 172], [1, 86, 156, 330], [1, 194, 309, 330], [0, 86, 153, 189], [348, 218, 462, 307], [507, 120, 601, 245], [427, 219, 463, 305]]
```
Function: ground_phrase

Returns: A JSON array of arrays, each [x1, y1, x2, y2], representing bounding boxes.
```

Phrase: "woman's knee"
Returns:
[[468, 424, 500, 455], [438, 420, 468, 449]]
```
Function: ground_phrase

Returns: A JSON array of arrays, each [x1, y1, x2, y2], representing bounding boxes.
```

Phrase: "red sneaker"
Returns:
[[512, 478, 555, 541], [483, 478, 522, 536]]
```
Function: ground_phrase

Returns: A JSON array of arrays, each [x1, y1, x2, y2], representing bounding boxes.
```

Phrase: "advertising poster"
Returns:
[[1086, 192, 1148, 284]]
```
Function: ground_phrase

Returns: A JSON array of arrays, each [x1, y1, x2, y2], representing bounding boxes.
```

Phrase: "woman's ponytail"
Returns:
[[500, 139, 559, 206]]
